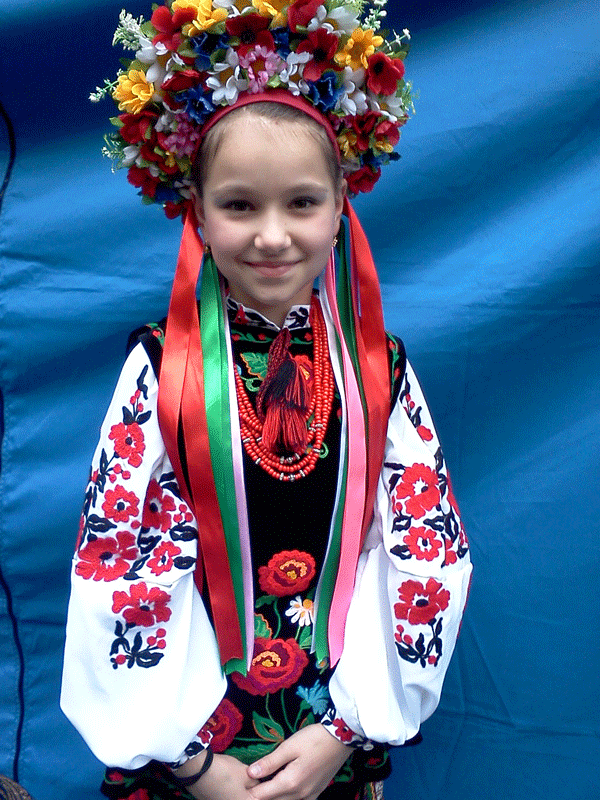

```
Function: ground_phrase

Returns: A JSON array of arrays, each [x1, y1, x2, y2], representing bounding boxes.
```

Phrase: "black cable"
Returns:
[[0, 100, 23, 783], [0, 98, 17, 212]]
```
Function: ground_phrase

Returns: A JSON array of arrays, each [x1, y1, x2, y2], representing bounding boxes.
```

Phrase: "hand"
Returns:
[[184, 752, 260, 800], [246, 724, 352, 800]]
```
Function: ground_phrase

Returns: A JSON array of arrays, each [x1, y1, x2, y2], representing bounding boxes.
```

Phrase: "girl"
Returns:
[[62, 4, 472, 800]]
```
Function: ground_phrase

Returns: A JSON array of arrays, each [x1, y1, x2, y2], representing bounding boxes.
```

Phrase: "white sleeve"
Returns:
[[328, 360, 472, 744], [61, 344, 227, 769]]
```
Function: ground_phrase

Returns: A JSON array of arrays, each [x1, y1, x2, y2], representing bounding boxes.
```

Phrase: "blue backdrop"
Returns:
[[1, 1, 599, 798]]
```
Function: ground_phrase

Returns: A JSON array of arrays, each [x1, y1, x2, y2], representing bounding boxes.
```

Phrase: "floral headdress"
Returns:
[[92, 0, 414, 218]]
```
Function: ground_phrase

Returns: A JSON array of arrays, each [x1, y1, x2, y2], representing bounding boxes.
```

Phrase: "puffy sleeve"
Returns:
[[61, 344, 227, 769], [327, 359, 472, 745]]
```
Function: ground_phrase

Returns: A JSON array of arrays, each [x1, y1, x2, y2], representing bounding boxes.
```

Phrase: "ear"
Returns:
[[334, 178, 347, 233], [190, 184, 206, 233]]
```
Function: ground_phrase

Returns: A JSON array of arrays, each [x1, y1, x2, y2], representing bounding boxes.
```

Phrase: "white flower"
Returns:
[[122, 145, 140, 167], [285, 596, 314, 627], [280, 51, 311, 96], [368, 91, 405, 122], [307, 4, 359, 37], [337, 67, 368, 115], [206, 49, 248, 105]]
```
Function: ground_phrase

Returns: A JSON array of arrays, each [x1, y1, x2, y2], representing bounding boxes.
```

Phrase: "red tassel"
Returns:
[[256, 328, 311, 455]]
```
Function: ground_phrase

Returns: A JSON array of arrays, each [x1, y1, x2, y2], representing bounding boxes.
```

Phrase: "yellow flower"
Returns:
[[334, 27, 384, 71], [172, 0, 228, 35], [252, 0, 288, 27], [113, 69, 154, 114], [337, 131, 359, 160]]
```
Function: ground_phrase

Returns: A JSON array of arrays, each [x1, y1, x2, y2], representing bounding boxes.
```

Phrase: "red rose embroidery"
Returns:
[[394, 578, 450, 625], [258, 550, 316, 596], [76, 532, 137, 581], [204, 698, 244, 752], [403, 527, 443, 562], [142, 480, 177, 531], [102, 485, 140, 523], [392, 463, 441, 519], [231, 637, 309, 696], [109, 422, 146, 467], [112, 582, 172, 627], [147, 541, 182, 576]]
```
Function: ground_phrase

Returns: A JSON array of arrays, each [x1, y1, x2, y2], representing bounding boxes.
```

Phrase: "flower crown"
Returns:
[[92, 0, 414, 219]]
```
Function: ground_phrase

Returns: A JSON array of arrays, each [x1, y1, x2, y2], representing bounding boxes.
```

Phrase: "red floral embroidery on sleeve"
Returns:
[[392, 464, 440, 519], [75, 532, 137, 581], [112, 582, 172, 627], [108, 422, 146, 467]]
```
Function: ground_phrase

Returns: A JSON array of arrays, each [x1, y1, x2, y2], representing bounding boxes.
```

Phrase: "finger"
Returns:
[[247, 744, 294, 781]]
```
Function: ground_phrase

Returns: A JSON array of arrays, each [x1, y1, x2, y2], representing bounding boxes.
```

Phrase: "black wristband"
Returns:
[[172, 748, 214, 788]]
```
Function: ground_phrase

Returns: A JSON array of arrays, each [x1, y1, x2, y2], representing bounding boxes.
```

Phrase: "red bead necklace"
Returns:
[[234, 298, 335, 481]]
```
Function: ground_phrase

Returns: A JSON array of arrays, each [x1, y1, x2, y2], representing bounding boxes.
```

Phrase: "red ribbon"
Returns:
[[158, 210, 243, 666]]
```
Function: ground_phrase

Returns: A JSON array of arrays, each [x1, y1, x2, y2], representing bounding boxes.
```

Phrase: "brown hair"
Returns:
[[191, 102, 344, 196]]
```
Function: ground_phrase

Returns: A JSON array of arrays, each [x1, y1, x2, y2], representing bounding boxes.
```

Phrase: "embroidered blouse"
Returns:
[[61, 297, 472, 774]]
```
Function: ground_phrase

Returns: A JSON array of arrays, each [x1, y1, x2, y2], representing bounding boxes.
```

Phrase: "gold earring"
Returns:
[[204, 242, 211, 255], [332, 236, 338, 248]]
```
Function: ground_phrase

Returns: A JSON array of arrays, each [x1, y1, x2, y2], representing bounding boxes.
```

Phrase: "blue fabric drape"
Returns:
[[0, 1, 598, 798]]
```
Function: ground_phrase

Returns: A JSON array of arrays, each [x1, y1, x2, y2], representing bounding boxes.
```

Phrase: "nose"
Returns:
[[254, 208, 291, 253]]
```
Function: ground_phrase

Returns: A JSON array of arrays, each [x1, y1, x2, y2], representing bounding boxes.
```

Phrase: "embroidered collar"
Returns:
[[226, 296, 311, 332]]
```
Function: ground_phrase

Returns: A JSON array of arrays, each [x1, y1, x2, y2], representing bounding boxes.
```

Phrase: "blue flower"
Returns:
[[180, 86, 216, 124], [154, 186, 181, 204], [190, 33, 213, 70], [272, 27, 291, 57], [306, 72, 343, 113], [296, 680, 330, 715]]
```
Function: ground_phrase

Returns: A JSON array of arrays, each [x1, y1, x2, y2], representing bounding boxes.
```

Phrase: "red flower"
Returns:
[[109, 422, 146, 467], [296, 28, 338, 81], [403, 527, 443, 562], [112, 582, 172, 627], [162, 69, 203, 96], [127, 165, 160, 198], [231, 637, 309, 696], [118, 110, 158, 144], [258, 550, 316, 596], [226, 14, 274, 57], [76, 532, 137, 581], [366, 52, 405, 95], [394, 578, 450, 625], [416, 424, 433, 442], [151, 6, 196, 51], [287, 0, 320, 32], [374, 118, 400, 149], [392, 463, 441, 519], [346, 164, 381, 194], [129, 791, 150, 800], [147, 541, 182, 576], [443, 536, 458, 566], [204, 698, 244, 752], [351, 112, 381, 152], [102, 485, 140, 523], [142, 480, 177, 532], [332, 718, 354, 743]]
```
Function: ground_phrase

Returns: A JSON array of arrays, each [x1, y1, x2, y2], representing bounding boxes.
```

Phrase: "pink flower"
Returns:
[[239, 46, 284, 93]]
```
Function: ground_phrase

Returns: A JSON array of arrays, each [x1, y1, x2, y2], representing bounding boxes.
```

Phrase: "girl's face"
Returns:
[[194, 114, 344, 327]]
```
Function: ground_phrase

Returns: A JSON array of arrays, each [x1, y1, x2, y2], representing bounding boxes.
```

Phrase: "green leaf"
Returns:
[[241, 351, 268, 380], [298, 625, 312, 651], [225, 743, 273, 765], [298, 711, 316, 729], [252, 712, 285, 743], [255, 594, 277, 609], [254, 613, 272, 639]]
